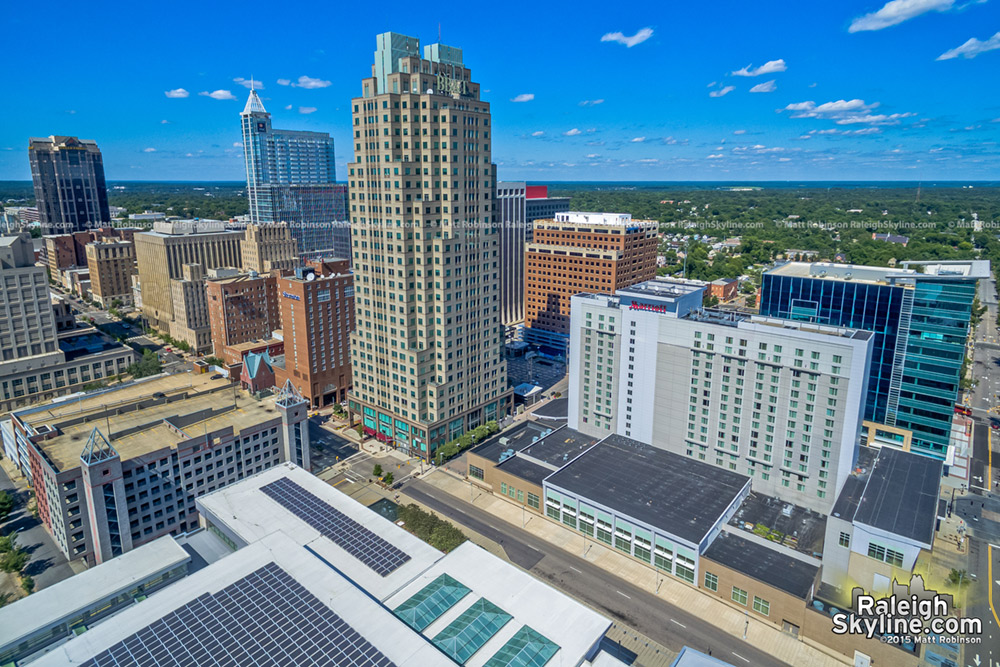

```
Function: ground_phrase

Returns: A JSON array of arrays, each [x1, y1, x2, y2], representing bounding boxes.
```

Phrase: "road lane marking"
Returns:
[[569, 566, 582, 574], [670, 619, 686, 628], [731, 653, 750, 663], [617, 590, 631, 599], [990, 545, 1000, 631]]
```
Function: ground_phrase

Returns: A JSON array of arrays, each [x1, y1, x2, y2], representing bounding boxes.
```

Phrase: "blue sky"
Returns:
[[4, 0, 1000, 181]]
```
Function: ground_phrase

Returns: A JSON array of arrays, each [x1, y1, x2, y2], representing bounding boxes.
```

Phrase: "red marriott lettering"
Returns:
[[629, 300, 668, 314]]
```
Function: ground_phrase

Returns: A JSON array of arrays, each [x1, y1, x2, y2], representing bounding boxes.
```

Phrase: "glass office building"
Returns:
[[761, 260, 988, 458], [241, 88, 348, 254]]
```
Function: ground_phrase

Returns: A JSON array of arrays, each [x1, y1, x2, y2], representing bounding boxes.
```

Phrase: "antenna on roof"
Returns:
[[438, 22, 442, 42]]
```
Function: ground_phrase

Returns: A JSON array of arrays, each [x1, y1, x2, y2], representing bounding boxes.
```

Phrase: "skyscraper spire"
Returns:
[[243, 87, 267, 115]]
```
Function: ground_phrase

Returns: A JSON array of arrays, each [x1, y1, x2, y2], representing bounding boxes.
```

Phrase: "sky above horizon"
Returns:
[[4, 0, 1000, 182]]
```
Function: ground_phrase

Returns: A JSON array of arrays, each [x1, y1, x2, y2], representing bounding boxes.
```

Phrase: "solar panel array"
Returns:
[[260, 477, 411, 577], [81, 562, 397, 667]]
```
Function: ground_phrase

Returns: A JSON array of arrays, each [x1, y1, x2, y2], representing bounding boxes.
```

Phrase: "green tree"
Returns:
[[20, 575, 34, 594], [372, 463, 383, 478], [0, 548, 29, 574], [0, 491, 15, 523], [382, 472, 394, 486], [127, 350, 162, 379]]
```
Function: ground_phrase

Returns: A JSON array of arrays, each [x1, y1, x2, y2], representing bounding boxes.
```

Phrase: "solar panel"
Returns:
[[260, 477, 411, 576], [81, 562, 397, 667]]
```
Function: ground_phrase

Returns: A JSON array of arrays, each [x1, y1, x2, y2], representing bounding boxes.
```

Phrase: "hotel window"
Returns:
[[731, 586, 748, 606], [704, 572, 718, 592]]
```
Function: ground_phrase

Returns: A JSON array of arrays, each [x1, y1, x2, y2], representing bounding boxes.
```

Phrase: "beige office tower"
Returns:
[[134, 220, 243, 331], [347, 32, 511, 459], [242, 222, 298, 273]]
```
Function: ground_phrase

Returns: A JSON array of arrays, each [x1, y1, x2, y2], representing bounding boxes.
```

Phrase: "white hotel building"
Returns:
[[567, 279, 874, 513]]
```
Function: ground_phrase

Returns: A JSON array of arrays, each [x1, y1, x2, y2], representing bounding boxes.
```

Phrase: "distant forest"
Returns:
[[3, 180, 999, 281]]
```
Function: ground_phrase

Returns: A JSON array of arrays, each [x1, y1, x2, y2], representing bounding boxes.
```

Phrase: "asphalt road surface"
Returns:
[[403, 479, 790, 667]]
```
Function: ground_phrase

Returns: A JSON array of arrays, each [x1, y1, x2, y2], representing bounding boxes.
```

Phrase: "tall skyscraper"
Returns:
[[29, 136, 110, 234], [760, 260, 989, 458], [496, 182, 570, 330], [524, 212, 658, 354], [567, 279, 874, 513], [240, 88, 348, 254], [347, 32, 510, 458]]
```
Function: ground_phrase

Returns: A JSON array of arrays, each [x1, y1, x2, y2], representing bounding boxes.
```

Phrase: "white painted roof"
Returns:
[[385, 541, 611, 667], [0, 536, 190, 652], [196, 463, 444, 601]]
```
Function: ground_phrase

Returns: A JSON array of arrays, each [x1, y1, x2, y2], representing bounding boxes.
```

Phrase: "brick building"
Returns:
[[273, 261, 353, 407], [206, 272, 282, 360], [85, 239, 137, 307], [524, 212, 658, 352]]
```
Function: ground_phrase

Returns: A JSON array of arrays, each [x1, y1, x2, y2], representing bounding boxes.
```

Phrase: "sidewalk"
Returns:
[[420, 470, 850, 667]]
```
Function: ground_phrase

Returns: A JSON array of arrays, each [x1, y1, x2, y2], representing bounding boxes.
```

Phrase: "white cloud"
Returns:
[[733, 129, 747, 135], [636, 158, 659, 163], [707, 154, 725, 159], [277, 79, 291, 86], [199, 90, 237, 100], [531, 131, 545, 137], [849, 0, 954, 32], [299, 106, 317, 114], [709, 86, 735, 98], [749, 80, 777, 93], [809, 127, 883, 136], [143, 147, 156, 153], [631, 136, 646, 142], [292, 75, 331, 89], [233, 77, 262, 89], [564, 128, 582, 136], [586, 153, 600, 158], [778, 157, 792, 162], [782, 99, 878, 118], [165, 88, 189, 98], [600, 27, 653, 48], [732, 59, 787, 77], [285, 104, 293, 110], [835, 112, 915, 125], [809, 82, 818, 88], [511, 93, 535, 103], [937, 31, 1000, 60], [233, 142, 243, 148], [160, 119, 170, 124], [579, 99, 605, 106], [662, 136, 679, 144]]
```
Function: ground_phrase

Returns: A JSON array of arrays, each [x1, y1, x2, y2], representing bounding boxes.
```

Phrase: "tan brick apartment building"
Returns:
[[523, 212, 658, 352], [273, 260, 353, 408], [85, 239, 136, 307], [241, 223, 298, 273]]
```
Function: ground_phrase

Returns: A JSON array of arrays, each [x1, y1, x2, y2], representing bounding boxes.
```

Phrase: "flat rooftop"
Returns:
[[830, 446, 879, 521], [470, 420, 557, 464], [546, 435, 750, 545], [728, 493, 827, 557], [852, 446, 943, 545], [618, 278, 705, 299], [532, 397, 568, 420], [768, 259, 991, 284], [703, 531, 819, 600], [30, 531, 453, 667], [19, 372, 278, 471], [385, 541, 611, 667], [196, 464, 444, 602], [0, 537, 190, 654]]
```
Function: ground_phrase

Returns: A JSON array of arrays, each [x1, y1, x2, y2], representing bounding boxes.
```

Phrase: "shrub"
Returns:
[[382, 472, 394, 486], [372, 464, 383, 478], [396, 504, 466, 552], [0, 491, 15, 523], [20, 575, 34, 594]]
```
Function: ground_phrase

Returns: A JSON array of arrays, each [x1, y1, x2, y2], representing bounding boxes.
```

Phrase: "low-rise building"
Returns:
[[7, 373, 310, 566], [16, 463, 620, 667], [708, 277, 738, 302]]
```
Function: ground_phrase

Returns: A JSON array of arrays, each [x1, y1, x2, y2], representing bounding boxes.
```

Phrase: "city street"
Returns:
[[0, 465, 76, 591], [307, 416, 358, 471], [402, 478, 790, 667]]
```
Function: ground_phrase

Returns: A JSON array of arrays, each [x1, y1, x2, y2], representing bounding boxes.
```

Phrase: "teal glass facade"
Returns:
[[761, 271, 976, 458]]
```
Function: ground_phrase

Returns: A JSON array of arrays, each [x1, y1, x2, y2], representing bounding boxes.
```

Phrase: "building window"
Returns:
[[500, 482, 507, 495], [469, 465, 484, 481], [704, 572, 718, 592], [527, 493, 540, 510], [732, 586, 749, 606], [753, 596, 770, 616], [868, 542, 904, 568], [838, 532, 850, 548]]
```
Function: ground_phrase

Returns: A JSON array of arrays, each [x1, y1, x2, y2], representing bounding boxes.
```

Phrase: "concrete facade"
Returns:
[[85, 239, 136, 307]]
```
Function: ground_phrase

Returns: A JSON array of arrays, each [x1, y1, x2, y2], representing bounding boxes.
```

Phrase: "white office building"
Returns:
[[568, 279, 874, 513]]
